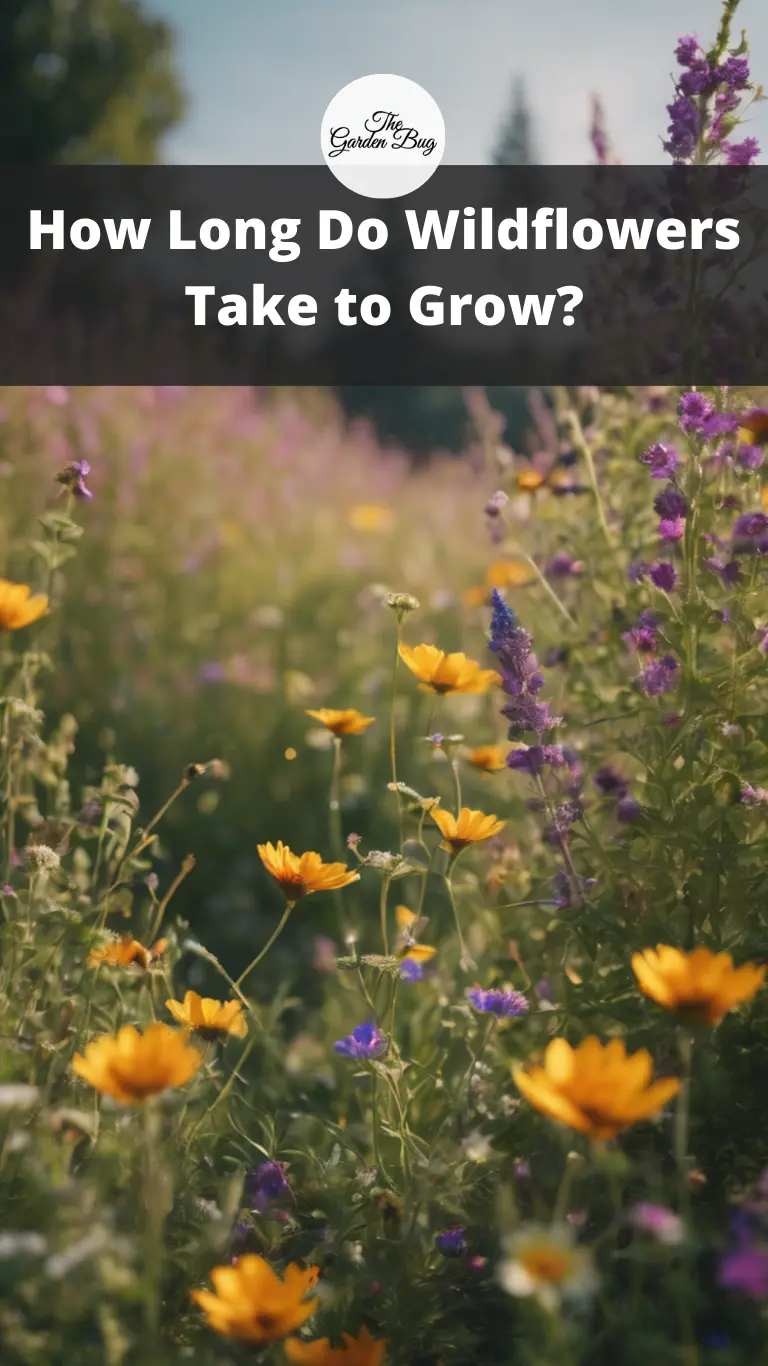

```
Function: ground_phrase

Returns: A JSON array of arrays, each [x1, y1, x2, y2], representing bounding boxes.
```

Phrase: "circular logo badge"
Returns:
[[321, 74, 445, 199]]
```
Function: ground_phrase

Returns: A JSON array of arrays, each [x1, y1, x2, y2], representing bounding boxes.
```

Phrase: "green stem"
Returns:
[[674, 1032, 693, 1204], [390, 625, 403, 850], [445, 867, 474, 972], [141, 1102, 164, 1362], [451, 758, 462, 816], [379, 875, 392, 956], [233, 902, 294, 990]]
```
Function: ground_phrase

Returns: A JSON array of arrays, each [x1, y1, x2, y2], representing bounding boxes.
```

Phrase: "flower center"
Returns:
[[520, 1246, 571, 1283]]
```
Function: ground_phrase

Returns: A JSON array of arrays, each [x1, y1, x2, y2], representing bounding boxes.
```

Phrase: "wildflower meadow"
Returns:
[[3, 8, 768, 1366]]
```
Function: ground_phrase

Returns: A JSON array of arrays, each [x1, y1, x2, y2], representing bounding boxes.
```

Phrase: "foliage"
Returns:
[[0, 0, 184, 164], [1, 381, 768, 1366]]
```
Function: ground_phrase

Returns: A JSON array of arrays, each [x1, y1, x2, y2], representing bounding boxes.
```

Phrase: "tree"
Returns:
[[492, 78, 537, 166], [0, 0, 184, 164]]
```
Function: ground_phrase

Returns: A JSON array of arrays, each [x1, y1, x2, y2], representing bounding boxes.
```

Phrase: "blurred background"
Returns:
[[2, 0, 766, 981]]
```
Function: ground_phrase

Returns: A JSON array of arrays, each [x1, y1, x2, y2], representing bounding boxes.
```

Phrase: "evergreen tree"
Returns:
[[0, 0, 184, 163], [492, 77, 537, 166]]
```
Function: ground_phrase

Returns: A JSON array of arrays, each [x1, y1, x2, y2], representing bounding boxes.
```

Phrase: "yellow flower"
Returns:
[[192, 1255, 318, 1343], [166, 990, 248, 1039], [431, 807, 505, 852], [462, 561, 534, 608], [348, 504, 394, 533], [631, 945, 766, 1025], [737, 409, 768, 446], [286, 1326, 386, 1366], [499, 1224, 596, 1313], [512, 1036, 680, 1141], [258, 841, 360, 900], [72, 1023, 203, 1105], [464, 744, 508, 773], [398, 643, 501, 696], [394, 905, 437, 963], [0, 579, 48, 633], [517, 470, 546, 493], [305, 709, 375, 737], [88, 935, 167, 970]]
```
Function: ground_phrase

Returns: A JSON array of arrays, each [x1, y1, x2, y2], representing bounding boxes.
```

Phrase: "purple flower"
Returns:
[[56, 459, 94, 500], [246, 1162, 291, 1212], [679, 391, 714, 433], [719, 1246, 768, 1299], [489, 591, 561, 738], [400, 958, 424, 982], [736, 444, 764, 470], [628, 559, 651, 583], [658, 517, 685, 542], [553, 802, 581, 836], [704, 556, 742, 585], [725, 137, 760, 166], [466, 986, 529, 1019], [675, 35, 700, 68], [536, 977, 553, 1003], [741, 784, 768, 806], [699, 412, 742, 438], [507, 744, 564, 776], [638, 654, 679, 697], [631, 1203, 684, 1245], [545, 552, 582, 578], [650, 561, 678, 592], [485, 490, 509, 518], [594, 766, 628, 797], [654, 487, 687, 520], [679, 62, 711, 97], [334, 1023, 389, 1060], [733, 512, 768, 541], [720, 55, 750, 89], [435, 1226, 467, 1256], [664, 96, 700, 162], [617, 795, 643, 823], [639, 443, 679, 478]]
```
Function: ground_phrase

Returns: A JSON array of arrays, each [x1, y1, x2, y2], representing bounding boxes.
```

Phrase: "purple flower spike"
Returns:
[[639, 443, 679, 478], [654, 487, 687, 520], [725, 137, 760, 166], [679, 392, 715, 433], [658, 517, 685, 542], [675, 35, 700, 68], [334, 1022, 389, 1060], [733, 512, 768, 541], [435, 1226, 467, 1256], [466, 986, 529, 1019]]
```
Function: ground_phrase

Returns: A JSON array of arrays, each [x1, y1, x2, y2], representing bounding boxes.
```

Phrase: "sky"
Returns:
[[150, 0, 768, 166]]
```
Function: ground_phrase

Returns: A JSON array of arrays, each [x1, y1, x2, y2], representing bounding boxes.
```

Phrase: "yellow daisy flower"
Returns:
[[431, 807, 505, 852], [166, 990, 248, 1039], [0, 579, 48, 632], [398, 643, 501, 696], [631, 945, 766, 1025], [512, 1036, 680, 1141], [88, 934, 167, 970], [499, 1224, 596, 1313], [258, 841, 359, 900], [305, 709, 375, 737], [286, 1326, 386, 1366], [192, 1255, 318, 1343], [72, 1023, 203, 1105], [464, 744, 508, 773]]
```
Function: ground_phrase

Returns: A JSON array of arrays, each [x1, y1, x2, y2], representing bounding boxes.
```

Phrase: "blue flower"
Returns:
[[466, 986, 529, 1019], [435, 1226, 467, 1256], [400, 958, 424, 982], [334, 1023, 389, 1060], [246, 1161, 291, 1208]]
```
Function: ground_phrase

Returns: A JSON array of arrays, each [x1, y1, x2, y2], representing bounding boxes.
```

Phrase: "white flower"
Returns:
[[498, 1224, 597, 1313]]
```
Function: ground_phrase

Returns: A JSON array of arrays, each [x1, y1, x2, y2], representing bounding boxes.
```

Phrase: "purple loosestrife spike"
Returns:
[[465, 986, 529, 1019], [334, 1022, 389, 1060], [435, 1226, 468, 1256]]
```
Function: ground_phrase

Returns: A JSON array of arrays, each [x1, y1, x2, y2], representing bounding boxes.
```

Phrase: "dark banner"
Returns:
[[1, 166, 767, 383]]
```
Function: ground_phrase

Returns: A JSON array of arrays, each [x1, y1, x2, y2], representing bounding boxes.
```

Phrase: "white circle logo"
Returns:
[[321, 74, 445, 199]]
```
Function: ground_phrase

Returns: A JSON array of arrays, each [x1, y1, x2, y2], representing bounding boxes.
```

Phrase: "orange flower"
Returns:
[[166, 990, 248, 1038], [631, 945, 766, 1025], [464, 744, 508, 773], [463, 561, 534, 608], [305, 709, 375, 736], [72, 1023, 203, 1105], [513, 1036, 680, 1141], [348, 504, 393, 533], [88, 935, 167, 970], [192, 1256, 318, 1343], [398, 643, 500, 696], [0, 579, 48, 632], [286, 1326, 386, 1366], [431, 807, 505, 852], [258, 841, 359, 899]]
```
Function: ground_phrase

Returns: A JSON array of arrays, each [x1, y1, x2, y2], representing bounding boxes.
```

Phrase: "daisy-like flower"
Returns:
[[72, 1023, 203, 1105], [305, 709, 375, 736], [498, 1224, 597, 1312], [258, 842, 359, 900], [166, 990, 248, 1039], [466, 986, 529, 1019], [431, 806, 505, 852], [464, 744, 508, 773], [0, 579, 48, 633], [193, 1255, 318, 1343], [286, 1326, 386, 1366], [398, 643, 501, 696], [88, 934, 168, 970], [348, 504, 394, 533], [334, 1023, 389, 1061], [512, 1036, 680, 1141], [631, 945, 766, 1025]]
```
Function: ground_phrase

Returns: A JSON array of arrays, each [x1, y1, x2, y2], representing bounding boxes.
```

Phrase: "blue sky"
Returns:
[[151, 0, 768, 165]]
